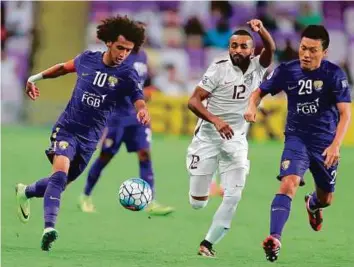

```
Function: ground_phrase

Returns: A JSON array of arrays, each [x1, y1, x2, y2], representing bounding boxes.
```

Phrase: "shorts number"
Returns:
[[233, 85, 246, 99], [145, 128, 152, 143], [330, 170, 337, 185], [189, 155, 200, 169]]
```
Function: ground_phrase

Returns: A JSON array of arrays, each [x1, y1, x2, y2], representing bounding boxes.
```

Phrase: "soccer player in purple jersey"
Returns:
[[15, 16, 149, 251], [245, 25, 352, 262], [79, 47, 174, 215]]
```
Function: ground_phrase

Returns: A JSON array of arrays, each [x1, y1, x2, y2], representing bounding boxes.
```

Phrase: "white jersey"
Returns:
[[195, 55, 268, 141]]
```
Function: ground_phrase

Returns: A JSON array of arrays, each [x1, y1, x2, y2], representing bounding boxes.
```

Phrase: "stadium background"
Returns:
[[1, 1, 354, 267]]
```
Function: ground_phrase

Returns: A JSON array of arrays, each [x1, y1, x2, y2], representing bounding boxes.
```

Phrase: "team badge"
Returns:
[[58, 141, 69, 150], [281, 160, 290, 170], [104, 138, 114, 148], [108, 76, 118, 88], [313, 80, 323, 91], [244, 73, 253, 86]]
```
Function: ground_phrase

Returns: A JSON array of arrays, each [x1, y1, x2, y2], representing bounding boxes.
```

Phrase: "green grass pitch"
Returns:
[[2, 126, 353, 267]]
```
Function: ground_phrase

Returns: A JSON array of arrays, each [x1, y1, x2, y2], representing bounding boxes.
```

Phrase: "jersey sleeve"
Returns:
[[332, 68, 352, 103], [125, 69, 145, 103], [259, 64, 285, 96], [73, 51, 89, 70], [197, 63, 220, 92]]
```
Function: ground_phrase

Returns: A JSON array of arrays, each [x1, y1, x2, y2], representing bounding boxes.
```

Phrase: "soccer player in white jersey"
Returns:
[[186, 19, 276, 257]]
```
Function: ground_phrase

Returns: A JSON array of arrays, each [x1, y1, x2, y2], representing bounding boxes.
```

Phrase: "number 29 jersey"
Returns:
[[195, 55, 268, 141]]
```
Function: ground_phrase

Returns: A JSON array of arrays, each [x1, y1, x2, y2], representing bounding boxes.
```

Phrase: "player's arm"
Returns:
[[25, 59, 76, 101], [323, 72, 352, 168], [247, 19, 276, 68], [244, 65, 284, 122], [244, 88, 268, 122], [188, 86, 234, 139], [134, 99, 150, 125]]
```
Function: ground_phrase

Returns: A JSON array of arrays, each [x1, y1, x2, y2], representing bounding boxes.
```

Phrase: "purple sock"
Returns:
[[270, 194, 292, 240], [43, 171, 67, 228], [25, 177, 50, 198], [309, 192, 321, 211], [84, 158, 109, 196], [139, 159, 155, 198]]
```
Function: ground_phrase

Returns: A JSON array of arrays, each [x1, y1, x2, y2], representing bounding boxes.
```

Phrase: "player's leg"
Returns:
[[187, 138, 219, 257], [305, 153, 337, 231], [200, 160, 248, 257], [80, 127, 124, 212], [209, 168, 224, 197], [263, 135, 310, 262], [125, 125, 174, 215]]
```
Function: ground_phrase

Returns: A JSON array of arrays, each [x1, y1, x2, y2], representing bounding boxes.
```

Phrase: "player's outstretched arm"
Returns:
[[247, 19, 276, 68], [244, 88, 268, 122], [25, 59, 76, 101], [188, 86, 234, 139], [322, 102, 351, 168], [135, 99, 150, 125]]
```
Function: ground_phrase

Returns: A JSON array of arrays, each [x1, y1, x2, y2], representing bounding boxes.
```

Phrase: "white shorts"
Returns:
[[186, 135, 249, 176]]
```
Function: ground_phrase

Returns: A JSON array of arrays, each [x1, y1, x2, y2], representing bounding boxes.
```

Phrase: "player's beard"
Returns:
[[230, 53, 251, 68]]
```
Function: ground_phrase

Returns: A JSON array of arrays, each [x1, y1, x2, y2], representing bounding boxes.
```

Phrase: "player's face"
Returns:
[[229, 35, 254, 66], [106, 35, 135, 65], [299, 37, 328, 71]]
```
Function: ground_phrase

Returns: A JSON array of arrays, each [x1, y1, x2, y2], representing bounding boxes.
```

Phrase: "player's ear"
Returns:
[[323, 48, 328, 57], [106, 41, 112, 48]]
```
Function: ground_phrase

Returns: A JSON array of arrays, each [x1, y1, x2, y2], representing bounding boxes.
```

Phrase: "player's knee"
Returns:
[[138, 149, 150, 162], [189, 195, 208, 209], [99, 152, 113, 163], [279, 175, 301, 198]]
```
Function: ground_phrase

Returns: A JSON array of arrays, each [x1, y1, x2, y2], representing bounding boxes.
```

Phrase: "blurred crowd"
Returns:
[[1, 1, 36, 123], [87, 1, 354, 96], [1, 1, 353, 124]]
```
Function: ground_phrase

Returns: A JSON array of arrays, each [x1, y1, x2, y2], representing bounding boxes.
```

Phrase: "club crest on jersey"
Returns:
[[313, 80, 323, 91], [244, 73, 253, 86], [108, 76, 118, 88], [58, 141, 69, 150], [281, 160, 290, 170]]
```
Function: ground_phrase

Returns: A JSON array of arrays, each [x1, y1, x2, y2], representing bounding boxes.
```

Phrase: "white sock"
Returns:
[[205, 167, 246, 244]]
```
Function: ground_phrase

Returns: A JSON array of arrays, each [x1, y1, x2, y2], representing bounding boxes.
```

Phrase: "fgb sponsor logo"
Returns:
[[82, 92, 107, 107], [296, 98, 319, 114]]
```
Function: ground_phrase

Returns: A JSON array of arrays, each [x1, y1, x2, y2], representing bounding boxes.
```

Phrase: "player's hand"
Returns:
[[247, 19, 264, 33], [244, 105, 257, 122], [322, 143, 340, 169], [25, 81, 40, 101], [213, 117, 234, 140], [137, 108, 150, 125]]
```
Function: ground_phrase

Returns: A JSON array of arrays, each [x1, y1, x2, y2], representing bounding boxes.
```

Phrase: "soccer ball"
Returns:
[[118, 178, 153, 211]]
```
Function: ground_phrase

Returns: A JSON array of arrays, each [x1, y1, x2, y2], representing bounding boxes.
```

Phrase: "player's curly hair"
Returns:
[[97, 15, 145, 53]]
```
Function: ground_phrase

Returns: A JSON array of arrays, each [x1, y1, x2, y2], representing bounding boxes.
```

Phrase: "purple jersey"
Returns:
[[107, 50, 148, 127], [54, 50, 144, 148], [260, 60, 351, 145]]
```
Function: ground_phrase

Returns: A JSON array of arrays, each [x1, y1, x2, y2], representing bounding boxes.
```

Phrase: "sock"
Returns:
[[205, 194, 241, 244], [84, 158, 109, 196], [25, 177, 50, 198], [43, 171, 67, 228], [139, 159, 155, 198], [270, 194, 292, 240], [309, 192, 321, 211]]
